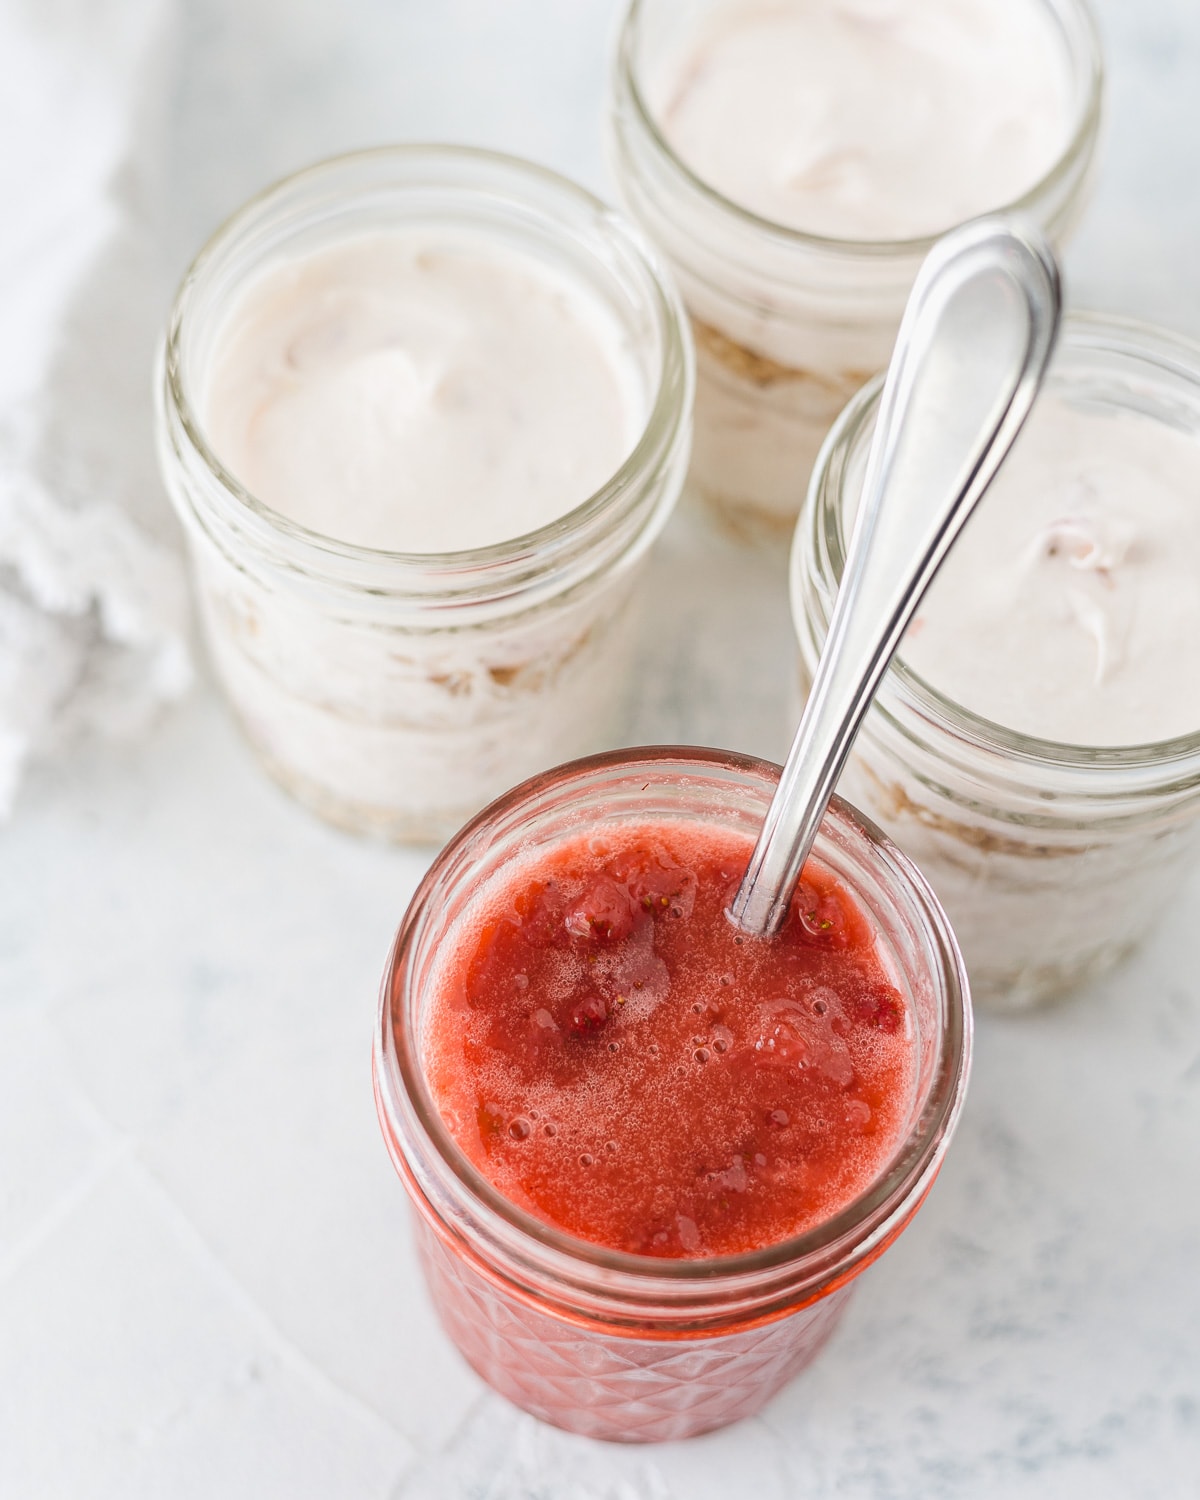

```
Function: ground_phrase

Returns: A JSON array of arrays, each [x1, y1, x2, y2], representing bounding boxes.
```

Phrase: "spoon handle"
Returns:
[[729, 216, 1061, 938]]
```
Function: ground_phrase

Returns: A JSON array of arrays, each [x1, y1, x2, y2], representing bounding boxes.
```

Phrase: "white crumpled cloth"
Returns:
[[0, 0, 191, 816]]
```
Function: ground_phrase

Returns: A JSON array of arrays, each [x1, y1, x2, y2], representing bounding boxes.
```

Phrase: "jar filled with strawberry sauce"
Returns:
[[374, 747, 971, 1441]]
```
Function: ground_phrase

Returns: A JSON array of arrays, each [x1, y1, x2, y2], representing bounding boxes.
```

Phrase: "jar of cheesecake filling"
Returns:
[[608, 0, 1102, 540], [792, 314, 1200, 1011], [156, 148, 693, 842]]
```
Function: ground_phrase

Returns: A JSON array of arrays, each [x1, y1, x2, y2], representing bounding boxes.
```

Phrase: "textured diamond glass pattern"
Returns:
[[417, 1220, 854, 1442]]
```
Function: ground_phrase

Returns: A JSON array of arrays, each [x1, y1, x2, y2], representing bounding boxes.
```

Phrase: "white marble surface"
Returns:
[[4, 1, 1200, 1495]]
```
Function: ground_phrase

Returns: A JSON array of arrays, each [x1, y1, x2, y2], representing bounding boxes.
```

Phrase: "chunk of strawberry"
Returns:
[[512, 879, 570, 948], [564, 877, 637, 944], [848, 984, 905, 1034], [791, 881, 850, 949], [612, 846, 698, 920], [567, 992, 609, 1037]]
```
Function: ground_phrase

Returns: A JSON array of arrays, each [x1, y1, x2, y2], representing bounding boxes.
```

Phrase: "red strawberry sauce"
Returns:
[[422, 821, 915, 1259]]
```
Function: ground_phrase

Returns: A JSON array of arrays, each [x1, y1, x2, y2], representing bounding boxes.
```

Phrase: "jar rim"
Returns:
[[161, 144, 693, 589], [793, 310, 1200, 780], [374, 745, 971, 1301], [614, 0, 1104, 260]]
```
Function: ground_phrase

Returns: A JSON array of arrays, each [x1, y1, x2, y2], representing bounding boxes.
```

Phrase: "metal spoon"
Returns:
[[728, 216, 1062, 938]]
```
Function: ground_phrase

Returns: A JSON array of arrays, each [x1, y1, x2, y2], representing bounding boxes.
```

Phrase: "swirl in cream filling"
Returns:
[[901, 396, 1200, 746], [649, 0, 1075, 241], [201, 231, 644, 553]]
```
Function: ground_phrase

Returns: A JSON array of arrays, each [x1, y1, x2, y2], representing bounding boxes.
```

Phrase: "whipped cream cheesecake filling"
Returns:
[[651, 0, 1075, 241], [902, 396, 1200, 746], [202, 232, 644, 553], [159, 150, 693, 845]]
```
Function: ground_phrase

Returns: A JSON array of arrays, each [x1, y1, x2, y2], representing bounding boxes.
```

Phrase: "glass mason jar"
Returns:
[[373, 747, 971, 1442], [607, 0, 1103, 540], [792, 314, 1200, 1012], [156, 147, 693, 843]]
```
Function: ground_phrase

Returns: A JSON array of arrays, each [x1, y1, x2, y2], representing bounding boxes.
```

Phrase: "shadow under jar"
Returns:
[[156, 147, 693, 843], [608, 0, 1102, 541], [373, 747, 971, 1442], [792, 314, 1200, 1012]]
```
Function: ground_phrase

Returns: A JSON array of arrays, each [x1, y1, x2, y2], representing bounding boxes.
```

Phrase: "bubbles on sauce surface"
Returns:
[[424, 820, 915, 1258]]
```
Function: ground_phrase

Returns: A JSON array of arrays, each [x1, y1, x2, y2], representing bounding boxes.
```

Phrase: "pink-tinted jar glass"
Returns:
[[373, 748, 971, 1442]]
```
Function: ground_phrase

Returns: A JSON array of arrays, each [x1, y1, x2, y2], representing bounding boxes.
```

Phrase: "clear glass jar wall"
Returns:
[[608, 0, 1103, 539], [792, 315, 1200, 1011], [157, 148, 693, 842], [374, 748, 971, 1441]]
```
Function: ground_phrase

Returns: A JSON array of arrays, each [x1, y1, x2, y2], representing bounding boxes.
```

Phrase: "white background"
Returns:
[[3, 1, 1200, 1495]]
